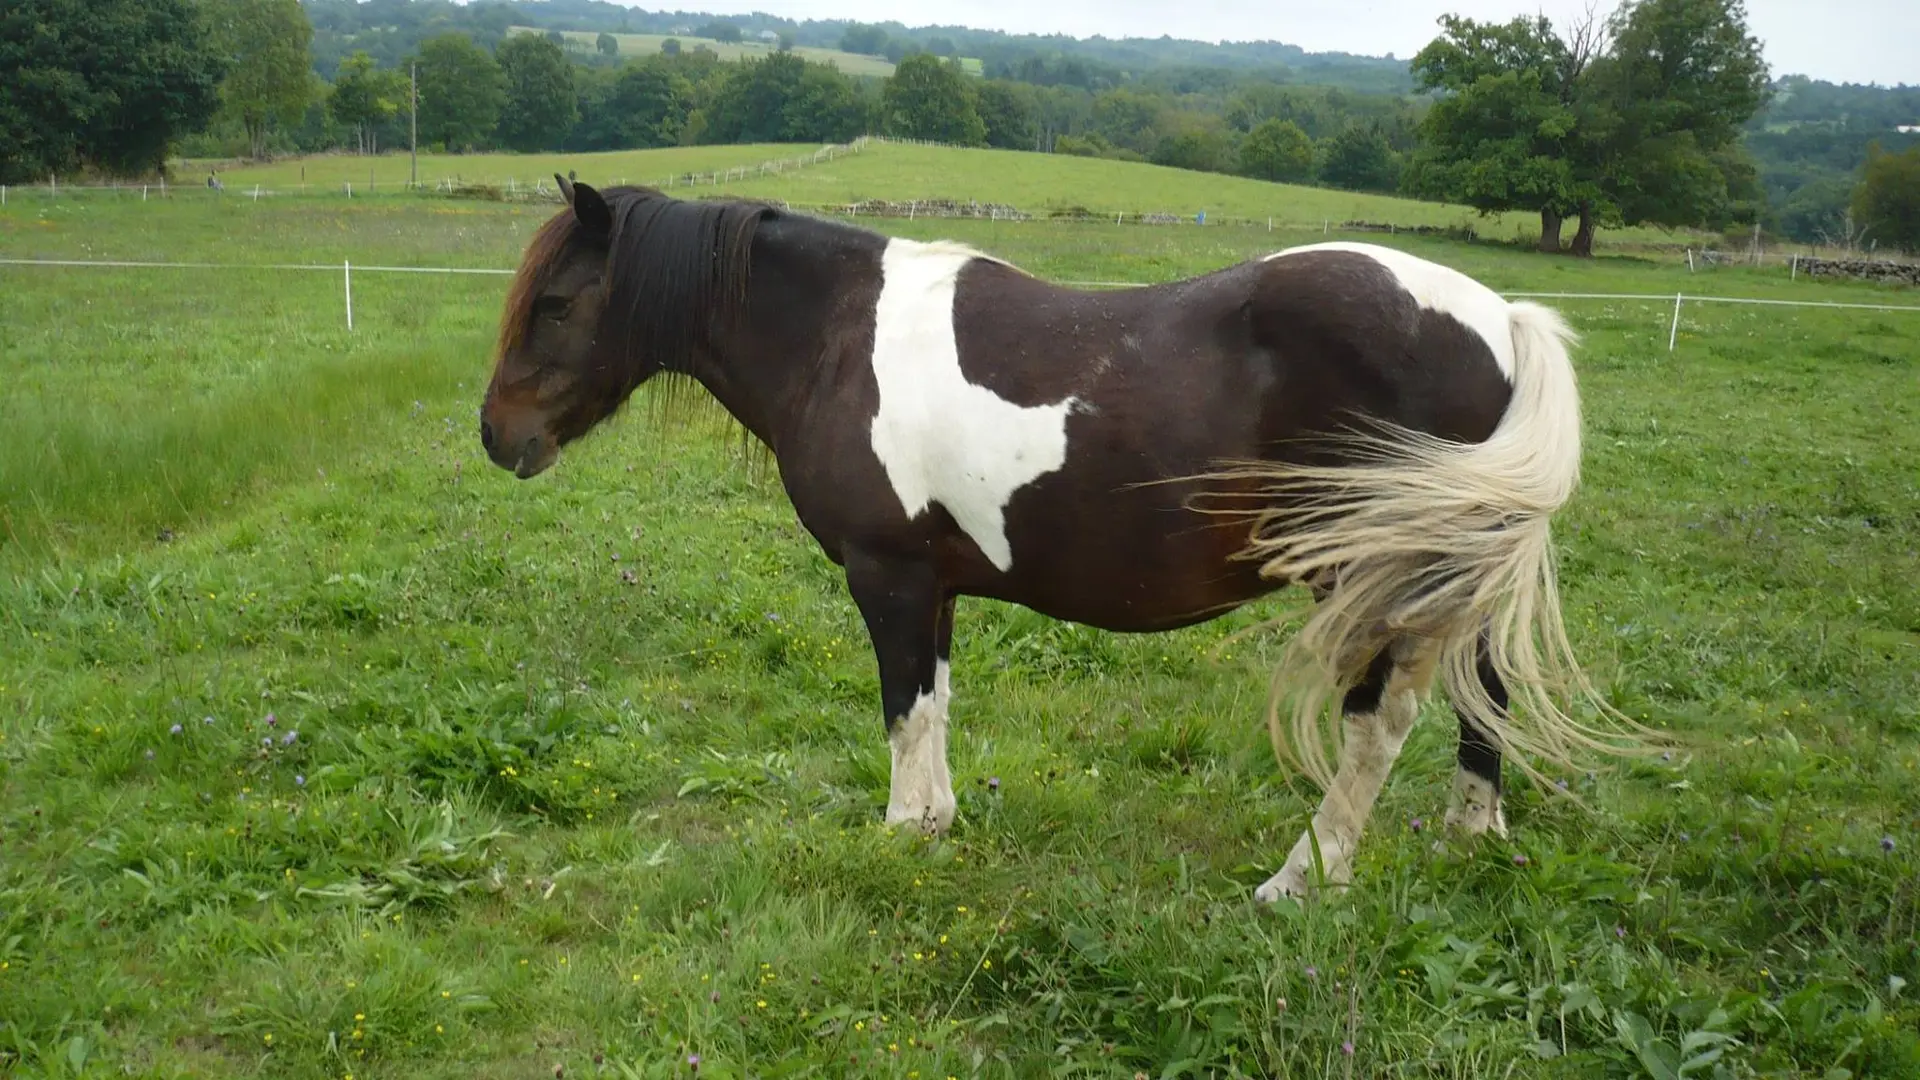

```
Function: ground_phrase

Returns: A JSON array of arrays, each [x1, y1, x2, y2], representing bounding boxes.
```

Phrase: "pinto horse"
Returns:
[[479, 177, 1636, 901]]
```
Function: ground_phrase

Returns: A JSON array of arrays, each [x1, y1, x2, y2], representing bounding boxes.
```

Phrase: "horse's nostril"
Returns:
[[480, 421, 496, 451]]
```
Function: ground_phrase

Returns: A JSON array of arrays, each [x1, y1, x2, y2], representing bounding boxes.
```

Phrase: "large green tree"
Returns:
[[200, 0, 316, 160], [1577, 0, 1770, 252], [1853, 142, 1920, 253], [1238, 118, 1315, 182], [328, 51, 407, 155], [976, 79, 1038, 150], [1404, 13, 1592, 252], [0, 0, 224, 183], [1318, 121, 1402, 193], [496, 33, 578, 152], [702, 52, 865, 145], [1407, 1, 1767, 255], [414, 33, 505, 152], [882, 53, 987, 146]]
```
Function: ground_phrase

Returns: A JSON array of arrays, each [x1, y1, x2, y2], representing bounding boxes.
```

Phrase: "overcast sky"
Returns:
[[625, 0, 1917, 87]]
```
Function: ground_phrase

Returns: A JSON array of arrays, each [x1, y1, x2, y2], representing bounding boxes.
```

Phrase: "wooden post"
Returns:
[[1668, 293, 1683, 352], [344, 261, 354, 331]]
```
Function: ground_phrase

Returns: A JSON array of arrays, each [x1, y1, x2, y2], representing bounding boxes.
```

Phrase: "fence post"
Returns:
[[1668, 293, 1682, 352], [253, 185, 261, 202], [1791, 253, 1799, 281], [1687, 249, 1695, 273], [344, 260, 354, 331]]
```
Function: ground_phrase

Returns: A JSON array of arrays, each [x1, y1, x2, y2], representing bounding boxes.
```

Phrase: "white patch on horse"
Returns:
[[1264, 242, 1518, 381], [886, 687, 955, 834], [869, 238, 1077, 572], [1443, 770, 1508, 838]]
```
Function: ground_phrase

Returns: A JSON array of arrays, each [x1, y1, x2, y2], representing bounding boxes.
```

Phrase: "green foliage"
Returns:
[[1853, 142, 1920, 253], [0, 0, 224, 184], [1410, 1, 1769, 254], [1237, 118, 1314, 183], [698, 20, 743, 45], [495, 33, 577, 153], [1318, 121, 1402, 193], [882, 54, 987, 147], [327, 51, 408, 155], [596, 31, 618, 57], [1405, 13, 1587, 249], [840, 24, 889, 56], [660, 37, 681, 57], [413, 32, 506, 152], [1092, 89, 1165, 156], [200, 0, 317, 160], [570, 64, 692, 152], [1584, 0, 1771, 237], [976, 80, 1039, 151], [702, 52, 867, 145]]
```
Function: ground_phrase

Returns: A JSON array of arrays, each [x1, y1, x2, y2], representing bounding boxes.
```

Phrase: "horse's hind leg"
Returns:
[[1444, 631, 1509, 837], [1257, 635, 1439, 901]]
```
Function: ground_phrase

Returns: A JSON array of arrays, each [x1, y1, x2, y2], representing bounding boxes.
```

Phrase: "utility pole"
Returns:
[[409, 62, 419, 190]]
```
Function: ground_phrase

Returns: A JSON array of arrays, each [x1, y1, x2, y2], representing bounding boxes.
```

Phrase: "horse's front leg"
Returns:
[[845, 550, 956, 833]]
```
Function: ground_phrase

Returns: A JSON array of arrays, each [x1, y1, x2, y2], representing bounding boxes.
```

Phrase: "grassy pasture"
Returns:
[[509, 26, 899, 78], [2, 192, 1918, 1079]]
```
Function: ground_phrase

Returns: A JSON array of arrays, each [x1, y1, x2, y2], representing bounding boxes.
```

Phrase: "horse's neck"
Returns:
[[693, 220, 876, 453]]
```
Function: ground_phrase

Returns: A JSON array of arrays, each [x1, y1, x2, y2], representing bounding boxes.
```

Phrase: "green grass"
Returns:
[[2, 194, 1918, 1079], [511, 25, 898, 77], [178, 143, 831, 194]]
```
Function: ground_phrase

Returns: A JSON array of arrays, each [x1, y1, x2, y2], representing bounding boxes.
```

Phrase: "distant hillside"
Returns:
[[301, 0, 1414, 92]]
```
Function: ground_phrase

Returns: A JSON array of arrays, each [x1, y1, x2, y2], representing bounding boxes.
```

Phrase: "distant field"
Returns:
[[511, 25, 898, 77], [180, 142, 829, 193], [721, 143, 1713, 247]]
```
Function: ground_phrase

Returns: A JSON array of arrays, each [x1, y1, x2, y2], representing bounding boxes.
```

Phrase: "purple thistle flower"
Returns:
[[169, 723, 183, 735], [1615, 925, 1627, 939], [988, 776, 1000, 792], [1556, 778, 1569, 790], [281, 731, 297, 746], [687, 1054, 701, 1072], [262, 737, 272, 747], [1512, 853, 1530, 867], [1342, 1041, 1355, 1056], [294, 775, 306, 787], [1409, 817, 1424, 833], [265, 712, 277, 727], [1883, 836, 1896, 853], [1304, 965, 1318, 979]]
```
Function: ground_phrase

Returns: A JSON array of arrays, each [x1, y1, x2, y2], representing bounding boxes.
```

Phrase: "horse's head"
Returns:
[[479, 175, 626, 479]]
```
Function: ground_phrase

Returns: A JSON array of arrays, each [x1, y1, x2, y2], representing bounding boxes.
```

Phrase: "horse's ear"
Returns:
[[561, 176, 612, 237], [555, 172, 576, 205]]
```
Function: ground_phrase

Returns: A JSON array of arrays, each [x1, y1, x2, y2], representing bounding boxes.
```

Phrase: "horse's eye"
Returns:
[[533, 295, 572, 321]]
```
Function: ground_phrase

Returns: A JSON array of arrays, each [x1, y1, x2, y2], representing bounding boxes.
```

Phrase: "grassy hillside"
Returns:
[[723, 142, 1710, 246], [512, 25, 898, 77], [2, 195, 1916, 1078]]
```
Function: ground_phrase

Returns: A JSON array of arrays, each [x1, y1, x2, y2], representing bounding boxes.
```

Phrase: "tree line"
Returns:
[[4, 0, 1914, 254]]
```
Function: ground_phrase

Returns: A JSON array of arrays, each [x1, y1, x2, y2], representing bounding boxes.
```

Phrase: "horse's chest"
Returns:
[[865, 247, 1078, 574]]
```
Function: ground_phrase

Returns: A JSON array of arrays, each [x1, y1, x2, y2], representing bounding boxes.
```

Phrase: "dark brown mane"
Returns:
[[498, 187, 775, 387], [595, 188, 773, 389], [495, 209, 575, 364]]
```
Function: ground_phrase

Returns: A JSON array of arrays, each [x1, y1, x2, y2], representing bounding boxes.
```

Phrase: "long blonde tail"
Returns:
[[1215, 301, 1659, 790]]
